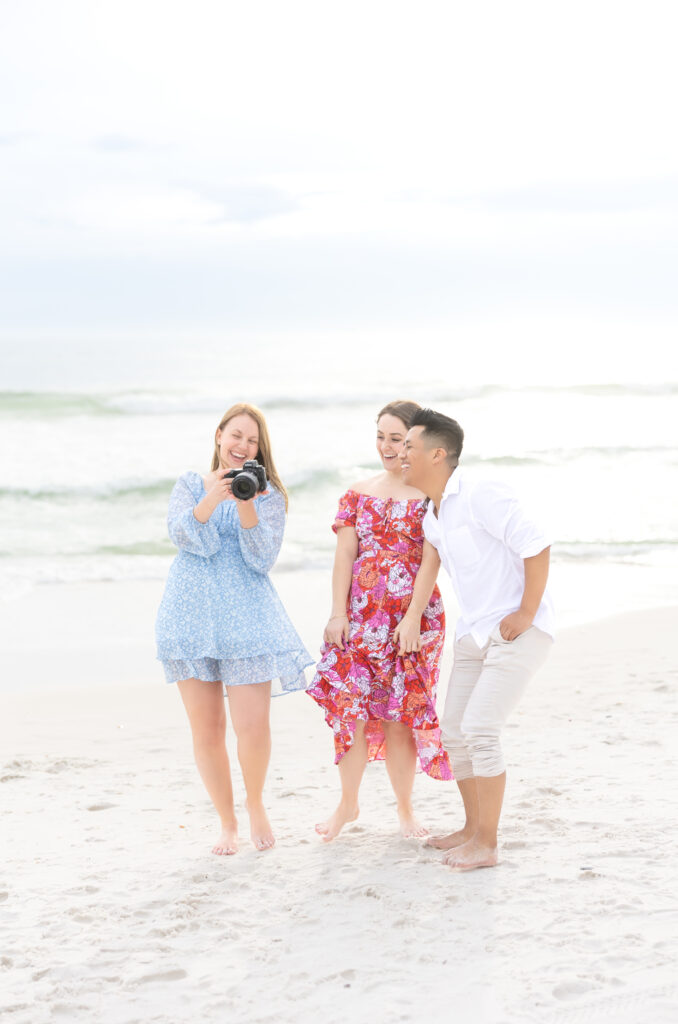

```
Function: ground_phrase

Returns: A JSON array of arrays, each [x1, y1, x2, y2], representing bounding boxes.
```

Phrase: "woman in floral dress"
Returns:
[[308, 401, 451, 841]]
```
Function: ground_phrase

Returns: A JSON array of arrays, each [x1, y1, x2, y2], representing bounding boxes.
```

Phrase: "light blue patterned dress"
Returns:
[[155, 471, 313, 695]]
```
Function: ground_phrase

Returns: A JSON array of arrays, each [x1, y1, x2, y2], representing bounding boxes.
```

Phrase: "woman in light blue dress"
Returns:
[[156, 402, 312, 856]]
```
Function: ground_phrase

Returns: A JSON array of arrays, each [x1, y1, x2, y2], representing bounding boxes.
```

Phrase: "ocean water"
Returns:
[[1, 334, 677, 623]]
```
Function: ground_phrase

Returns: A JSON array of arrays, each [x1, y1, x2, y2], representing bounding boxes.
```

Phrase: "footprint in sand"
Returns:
[[552, 979, 596, 1000], [133, 969, 188, 986]]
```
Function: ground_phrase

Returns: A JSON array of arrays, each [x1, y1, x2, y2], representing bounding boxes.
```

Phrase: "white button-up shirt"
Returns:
[[422, 469, 555, 646]]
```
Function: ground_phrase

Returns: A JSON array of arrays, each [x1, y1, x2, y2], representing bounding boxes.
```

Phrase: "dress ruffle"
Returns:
[[162, 650, 311, 695], [308, 637, 452, 779]]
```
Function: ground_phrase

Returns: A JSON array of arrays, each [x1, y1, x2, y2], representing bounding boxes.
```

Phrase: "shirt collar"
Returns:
[[440, 467, 462, 503]]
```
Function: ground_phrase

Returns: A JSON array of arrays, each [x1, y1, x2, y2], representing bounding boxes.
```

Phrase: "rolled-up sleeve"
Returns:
[[168, 476, 222, 557], [238, 489, 286, 574], [471, 481, 551, 559]]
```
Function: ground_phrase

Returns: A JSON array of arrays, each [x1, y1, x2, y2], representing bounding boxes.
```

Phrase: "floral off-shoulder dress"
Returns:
[[307, 489, 452, 780]]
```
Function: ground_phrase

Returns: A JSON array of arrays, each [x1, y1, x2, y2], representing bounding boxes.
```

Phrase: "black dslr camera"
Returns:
[[223, 460, 267, 501]]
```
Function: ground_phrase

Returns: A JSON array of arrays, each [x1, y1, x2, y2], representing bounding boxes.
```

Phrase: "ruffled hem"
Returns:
[[161, 650, 312, 696], [307, 663, 453, 781]]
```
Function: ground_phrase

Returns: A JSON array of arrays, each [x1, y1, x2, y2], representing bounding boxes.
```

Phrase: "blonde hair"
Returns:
[[210, 403, 288, 511]]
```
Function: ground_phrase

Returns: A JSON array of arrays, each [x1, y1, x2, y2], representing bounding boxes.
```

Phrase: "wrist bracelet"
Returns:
[[328, 615, 347, 621]]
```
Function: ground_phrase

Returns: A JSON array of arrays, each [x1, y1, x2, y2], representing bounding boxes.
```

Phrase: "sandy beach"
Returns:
[[1, 574, 677, 1024]]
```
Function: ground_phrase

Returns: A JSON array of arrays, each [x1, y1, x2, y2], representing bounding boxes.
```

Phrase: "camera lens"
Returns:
[[231, 473, 257, 501]]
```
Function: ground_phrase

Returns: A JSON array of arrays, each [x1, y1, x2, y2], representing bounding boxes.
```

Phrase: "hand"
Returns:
[[205, 471, 234, 505], [393, 614, 421, 655], [498, 610, 534, 642], [234, 488, 269, 505], [323, 614, 349, 649]]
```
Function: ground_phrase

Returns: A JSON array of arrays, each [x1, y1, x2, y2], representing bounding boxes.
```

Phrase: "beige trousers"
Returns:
[[441, 626, 553, 780]]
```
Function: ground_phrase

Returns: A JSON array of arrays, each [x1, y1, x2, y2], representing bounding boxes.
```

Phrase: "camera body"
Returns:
[[223, 460, 268, 501]]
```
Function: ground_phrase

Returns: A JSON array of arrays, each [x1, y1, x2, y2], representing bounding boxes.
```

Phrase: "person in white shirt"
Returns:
[[398, 408, 554, 871]]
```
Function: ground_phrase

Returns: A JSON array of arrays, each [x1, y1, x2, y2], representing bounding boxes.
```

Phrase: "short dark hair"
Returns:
[[410, 408, 464, 466]]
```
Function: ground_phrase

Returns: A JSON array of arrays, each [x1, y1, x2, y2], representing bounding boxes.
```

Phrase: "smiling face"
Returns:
[[216, 413, 260, 471], [399, 425, 431, 489], [376, 413, 408, 473]]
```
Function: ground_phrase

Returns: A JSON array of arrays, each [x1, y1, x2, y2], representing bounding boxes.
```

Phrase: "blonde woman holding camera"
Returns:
[[156, 403, 312, 856]]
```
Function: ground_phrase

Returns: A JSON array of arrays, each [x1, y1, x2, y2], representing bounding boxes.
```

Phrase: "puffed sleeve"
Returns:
[[237, 488, 286, 574], [471, 480, 552, 558], [332, 490, 358, 534], [167, 475, 222, 557]]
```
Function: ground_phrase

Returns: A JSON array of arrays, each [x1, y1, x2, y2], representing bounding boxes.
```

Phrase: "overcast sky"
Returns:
[[1, 0, 677, 362]]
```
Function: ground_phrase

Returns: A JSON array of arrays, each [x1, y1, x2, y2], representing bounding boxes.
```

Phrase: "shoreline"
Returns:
[[1, 560, 677, 695]]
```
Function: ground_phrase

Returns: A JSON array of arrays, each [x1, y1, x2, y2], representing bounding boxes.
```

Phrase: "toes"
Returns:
[[401, 819, 428, 839], [213, 838, 238, 855]]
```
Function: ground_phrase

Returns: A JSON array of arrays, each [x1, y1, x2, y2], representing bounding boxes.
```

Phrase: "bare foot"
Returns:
[[212, 820, 239, 856], [442, 836, 498, 871], [398, 808, 429, 839], [246, 801, 275, 851], [315, 802, 359, 842], [425, 827, 474, 850]]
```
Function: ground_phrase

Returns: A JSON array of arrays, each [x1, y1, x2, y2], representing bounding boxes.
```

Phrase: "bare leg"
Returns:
[[177, 678, 238, 855], [316, 720, 367, 842], [426, 776, 479, 849], [442, 773, 505, 869], [383, 721, 427, 838], [226, 681, 275, 851]]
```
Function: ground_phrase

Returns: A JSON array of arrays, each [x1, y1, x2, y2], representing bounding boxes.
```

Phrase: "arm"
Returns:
[[237, 489, 285, 575], [472, 480, 551, 560], [193, 472, 233, 523], [323, 526, 358, 648], [471, 480, 552, 640], [168, 476, 222, 557], [499, 546, 551, 640], [393, 540, 441, 654]]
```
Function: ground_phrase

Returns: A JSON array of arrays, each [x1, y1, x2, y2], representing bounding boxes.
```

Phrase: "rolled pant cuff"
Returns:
[[448, 759, 475, 781], [469, 759, 506, 778]]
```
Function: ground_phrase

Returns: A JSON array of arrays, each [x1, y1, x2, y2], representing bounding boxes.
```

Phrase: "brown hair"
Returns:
[[376, 400, 421, 430], [210, 402, 288, 511]]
